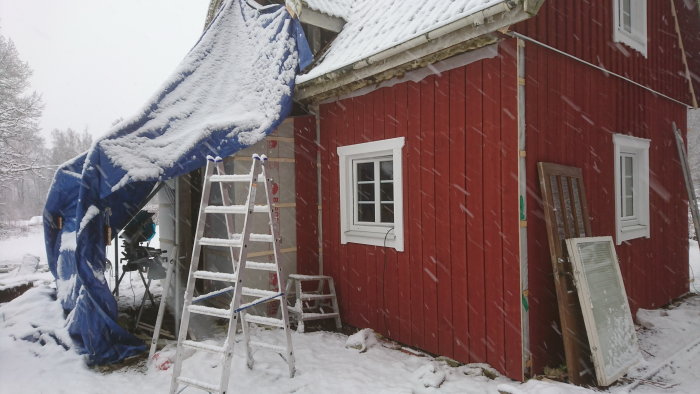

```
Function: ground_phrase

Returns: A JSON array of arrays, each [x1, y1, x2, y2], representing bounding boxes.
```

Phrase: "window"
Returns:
[[337, 137, 405, 251], [613, 134, 650, 244], [613, 0, 647, 57]]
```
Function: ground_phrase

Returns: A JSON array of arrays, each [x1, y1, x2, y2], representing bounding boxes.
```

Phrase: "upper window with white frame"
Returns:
[[337, 137, 405, 251], [613, 0, 648, 57], [613, 133, 650, 244]]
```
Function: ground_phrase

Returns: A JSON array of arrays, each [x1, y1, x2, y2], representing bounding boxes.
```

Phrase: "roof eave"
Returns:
[[295, 0, 542, 104]]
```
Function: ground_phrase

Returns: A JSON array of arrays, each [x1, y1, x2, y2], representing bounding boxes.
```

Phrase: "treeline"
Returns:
[[0, 31, 93, 223]]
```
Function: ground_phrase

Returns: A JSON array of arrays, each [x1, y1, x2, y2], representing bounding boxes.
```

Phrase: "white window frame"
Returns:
[[612, 0, 648, 57], [613, 133, 650, 244], [338, 137, 405, 251]]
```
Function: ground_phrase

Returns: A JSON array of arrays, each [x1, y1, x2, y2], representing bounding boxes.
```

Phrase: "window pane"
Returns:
[[622, 0, 631, 32], [357, 162, 374, 182], [621, 155, 635, 218], [380, 182, 393, 202], [381, 203, 394, 223], [357, 183, 375, 202], [380, 160, 393, 180], [357, 204, 375, 222]]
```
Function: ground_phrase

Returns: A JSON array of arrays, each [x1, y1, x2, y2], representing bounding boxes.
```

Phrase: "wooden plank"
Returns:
[[394, 82, 412, 344], [537, 162, 595, 385], [466, 61, 486, 363], [434, 71, 453, 358], [420, 75, 439, 355], [499, 38, 522, 381], [448, 66, 469, 363], [407, 81, 424, 349]]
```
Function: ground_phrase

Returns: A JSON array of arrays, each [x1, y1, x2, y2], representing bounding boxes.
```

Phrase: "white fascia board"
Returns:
[[295, 4, 533, 102]]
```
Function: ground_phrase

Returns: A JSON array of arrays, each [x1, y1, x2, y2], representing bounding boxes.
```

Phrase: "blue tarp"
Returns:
[[43, 0, 311, 365]]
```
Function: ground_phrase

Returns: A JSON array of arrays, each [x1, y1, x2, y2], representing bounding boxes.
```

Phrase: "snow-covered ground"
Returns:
[[1, 224, 699, 393]]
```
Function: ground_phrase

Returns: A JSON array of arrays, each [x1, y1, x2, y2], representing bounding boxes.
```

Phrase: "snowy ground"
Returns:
[[1, 224, 699, 393]]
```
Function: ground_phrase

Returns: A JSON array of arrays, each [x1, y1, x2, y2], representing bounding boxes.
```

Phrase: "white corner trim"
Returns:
[[337, 137, 405, 251], [613, 133, 650, 245]]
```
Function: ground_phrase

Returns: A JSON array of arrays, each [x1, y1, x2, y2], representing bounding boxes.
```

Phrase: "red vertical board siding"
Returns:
[[435, 72, 453, 357], [294, 116, 319, 276], [514, 1, 692, 106], [448, 66, 469, 363], [394, 83, 412, 345], [482, 54, 505, 372], [525, 43, 689, 374], [315, 40, 522, 380], [407, 81, 424, 350], [465, 60, 487, 364], [420, 76, 439, 355]]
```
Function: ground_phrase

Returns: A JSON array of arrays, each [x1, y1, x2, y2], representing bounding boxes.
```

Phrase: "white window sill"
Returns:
[[616, 224, 650, 244], [342, 229, 402, 251]]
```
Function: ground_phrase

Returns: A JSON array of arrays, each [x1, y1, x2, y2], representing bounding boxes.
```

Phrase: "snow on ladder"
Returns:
[[286, 274, 341, 333], [169, 154, 295, 394]]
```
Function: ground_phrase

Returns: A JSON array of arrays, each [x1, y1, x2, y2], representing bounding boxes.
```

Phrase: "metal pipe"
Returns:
[[508, 31, 693, 109]]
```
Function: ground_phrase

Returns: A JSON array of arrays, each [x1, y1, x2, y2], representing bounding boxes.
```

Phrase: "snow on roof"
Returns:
[[301, 0, 352, 19], [297, 0, 508, 84]]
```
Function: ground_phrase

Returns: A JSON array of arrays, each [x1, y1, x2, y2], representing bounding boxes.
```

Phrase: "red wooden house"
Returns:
[[276, 0, 700, 381]]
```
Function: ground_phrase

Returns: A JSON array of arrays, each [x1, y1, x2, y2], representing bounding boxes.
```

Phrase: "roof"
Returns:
[[301, 0, 351, 20], [297, 0, 509, 84]]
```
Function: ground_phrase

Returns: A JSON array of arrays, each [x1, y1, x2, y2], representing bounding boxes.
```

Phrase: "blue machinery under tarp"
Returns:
[[43, 0, 311, 365]]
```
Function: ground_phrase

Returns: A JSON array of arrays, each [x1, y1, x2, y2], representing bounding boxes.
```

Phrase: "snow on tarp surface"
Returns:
[[297, 0, 506, 83], [42, 0, 311, 365]]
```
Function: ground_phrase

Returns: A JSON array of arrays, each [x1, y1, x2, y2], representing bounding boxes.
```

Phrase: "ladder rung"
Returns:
[[182, 340, 226, 354], [289, 274, 333, 280], [244, 261, 278, 271], [192, 286, 234, 303], [249, 341, 286, 353], [177, 377, 221, 393], [300, 293, 336, 301], [188, 305, 231, 319], [244, 314, 285, 328], [246, 233, 275, 243], [298, 312, 340, 321], [209, 174, 265, 183], [199, 237, 243, 248], [204, 205, 270, 214], [193, 271, 238, 282], [242, 287, 280, 298]]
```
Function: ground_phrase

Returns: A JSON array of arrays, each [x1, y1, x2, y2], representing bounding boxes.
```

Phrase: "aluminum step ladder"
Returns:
[[169, 154, 295, 394], [286, 274, 341, 333]]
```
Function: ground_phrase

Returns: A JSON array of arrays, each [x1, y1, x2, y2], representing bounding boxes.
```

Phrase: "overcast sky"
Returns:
[[0, 0, 210, 142]]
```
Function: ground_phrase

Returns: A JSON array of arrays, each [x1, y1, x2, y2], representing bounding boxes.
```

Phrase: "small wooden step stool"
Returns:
[[286, 274, 341, 333]]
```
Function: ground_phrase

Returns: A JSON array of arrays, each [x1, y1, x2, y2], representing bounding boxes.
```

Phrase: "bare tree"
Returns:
[[50, 127, 92, 165], [0, 32, 46, 186]]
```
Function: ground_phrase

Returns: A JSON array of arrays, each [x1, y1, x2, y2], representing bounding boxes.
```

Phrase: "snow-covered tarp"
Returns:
[[43, 0, 311, 365]]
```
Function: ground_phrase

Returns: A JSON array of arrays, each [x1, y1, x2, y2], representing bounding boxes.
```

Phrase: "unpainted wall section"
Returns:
[[202, 120, 298, 313]]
